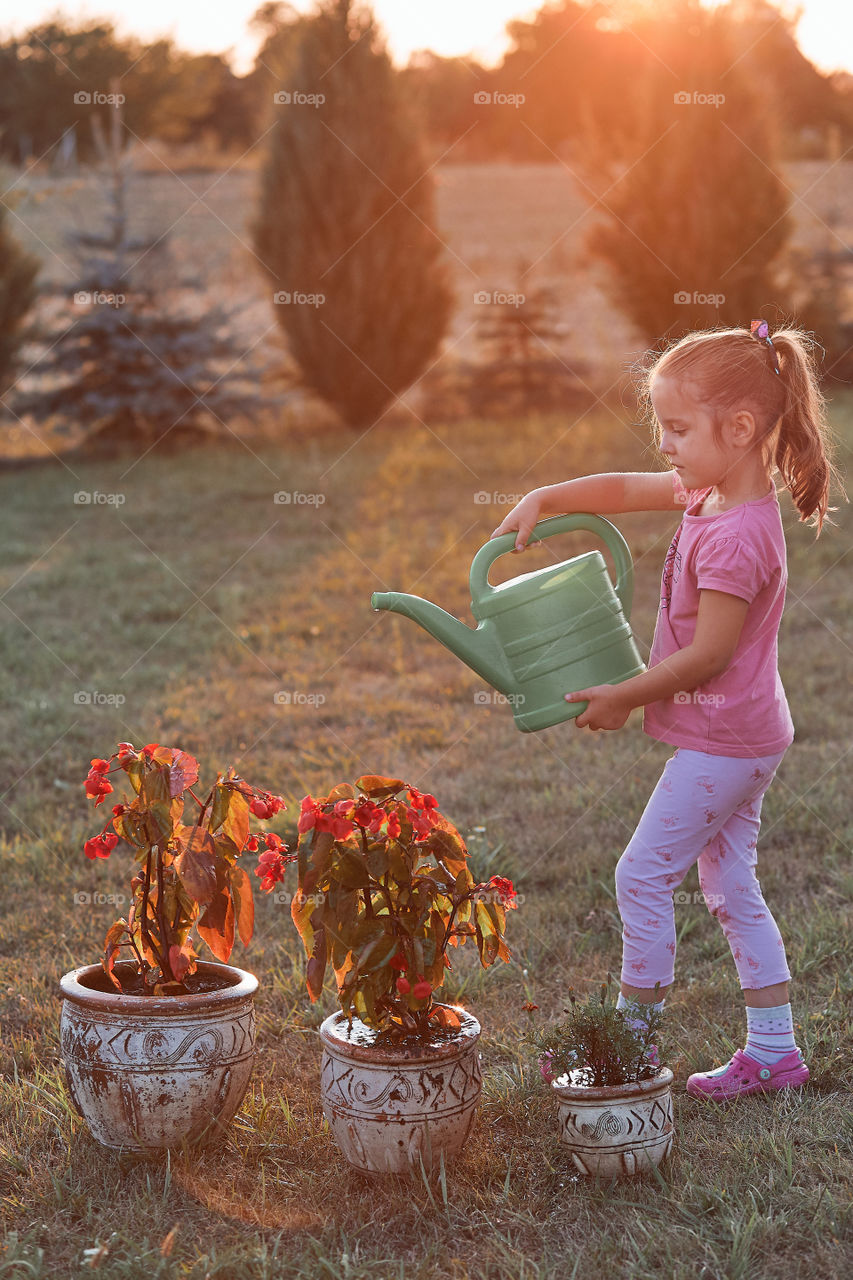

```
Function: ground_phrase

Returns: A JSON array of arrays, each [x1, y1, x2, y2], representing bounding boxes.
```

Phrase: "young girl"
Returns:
[[490, 321, 842, 1100]]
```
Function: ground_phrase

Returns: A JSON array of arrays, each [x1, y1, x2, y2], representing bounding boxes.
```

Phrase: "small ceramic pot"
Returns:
[[552, 1067, 674, 1177], [319, 1005, 482, 1174], [59, 960, 258, 1151]]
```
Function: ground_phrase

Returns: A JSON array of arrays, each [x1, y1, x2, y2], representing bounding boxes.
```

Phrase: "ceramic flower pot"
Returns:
[[552, 1067, 674, 1177], [319, 1005, 482, 1175], [59, 960, 258, 1152]]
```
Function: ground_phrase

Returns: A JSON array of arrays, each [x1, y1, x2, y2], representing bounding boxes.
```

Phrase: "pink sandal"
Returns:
[[686, 1047, 809, 1101]]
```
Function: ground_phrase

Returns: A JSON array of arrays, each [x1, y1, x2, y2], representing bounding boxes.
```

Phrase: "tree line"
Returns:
[[0, 0, 850, 170]]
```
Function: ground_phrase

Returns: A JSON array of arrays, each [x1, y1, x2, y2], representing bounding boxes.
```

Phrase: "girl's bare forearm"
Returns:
[[537, 473, 626, 515]]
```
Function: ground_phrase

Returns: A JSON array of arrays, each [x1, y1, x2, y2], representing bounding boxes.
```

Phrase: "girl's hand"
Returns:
[[565, 684, 633, 731], [489, 493, 543, 552]]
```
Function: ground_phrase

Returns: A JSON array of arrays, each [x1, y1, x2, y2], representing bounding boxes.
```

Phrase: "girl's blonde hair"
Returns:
[[636, 324, 845, 534]]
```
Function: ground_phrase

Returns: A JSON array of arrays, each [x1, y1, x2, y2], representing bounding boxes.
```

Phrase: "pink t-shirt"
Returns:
[[642, 472, 795, 758]]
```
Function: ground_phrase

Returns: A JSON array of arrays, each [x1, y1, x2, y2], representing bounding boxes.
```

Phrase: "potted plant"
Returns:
[[60, 742, 293, 1152], [257, 773, 518, 1174], [528, 977, 674, 1177]]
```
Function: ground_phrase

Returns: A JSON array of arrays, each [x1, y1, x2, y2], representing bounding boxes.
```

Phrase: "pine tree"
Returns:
[[12, 86, 284, 454], [252, 0, 454, 429]]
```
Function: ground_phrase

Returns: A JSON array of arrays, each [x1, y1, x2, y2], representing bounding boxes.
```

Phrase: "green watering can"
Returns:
[[370, 514, 646, 733]]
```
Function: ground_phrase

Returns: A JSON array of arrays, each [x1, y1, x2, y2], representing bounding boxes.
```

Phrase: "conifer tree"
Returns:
[[578, 1, 792, 342], [252, 0, 454, 428]]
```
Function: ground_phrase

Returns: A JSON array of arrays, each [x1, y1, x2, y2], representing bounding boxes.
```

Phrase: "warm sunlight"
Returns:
[[1, 0, 850, 75]]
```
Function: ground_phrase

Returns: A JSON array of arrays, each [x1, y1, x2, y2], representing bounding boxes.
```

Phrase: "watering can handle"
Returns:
[[469, 513, 634, 617]]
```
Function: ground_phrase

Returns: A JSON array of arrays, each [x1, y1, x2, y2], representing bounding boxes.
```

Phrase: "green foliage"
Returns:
[[527, 977, 666, 1088], [252, 0, 454, 428], [0, 20, 252, 167], [83, 744, 287, 993], [291, 775, 518, 1038]]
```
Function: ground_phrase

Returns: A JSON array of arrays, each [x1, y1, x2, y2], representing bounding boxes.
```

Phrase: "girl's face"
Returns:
[[650, 374, 731, 491]]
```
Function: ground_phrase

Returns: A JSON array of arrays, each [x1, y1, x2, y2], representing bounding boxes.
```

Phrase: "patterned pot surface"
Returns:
[[59, 961, 258, 1151], [552, 1067, 674, 1177], [319, 1006, 482, 1175]]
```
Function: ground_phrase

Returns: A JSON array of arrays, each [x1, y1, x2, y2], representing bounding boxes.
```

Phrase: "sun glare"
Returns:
[[1, 1, 850, 76]]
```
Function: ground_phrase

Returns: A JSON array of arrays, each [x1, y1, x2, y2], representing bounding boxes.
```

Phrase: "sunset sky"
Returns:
[[0, 1, 850, 77]]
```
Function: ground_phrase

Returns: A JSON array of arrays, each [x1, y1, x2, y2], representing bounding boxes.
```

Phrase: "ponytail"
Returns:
[[768, 330, 843, 534]]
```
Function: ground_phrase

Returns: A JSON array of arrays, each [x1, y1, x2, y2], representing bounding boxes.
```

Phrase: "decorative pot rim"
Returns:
[[551, 1066, 673, 1102], [320, 1004, 480, 1064], [59, 959, 258, 1015]]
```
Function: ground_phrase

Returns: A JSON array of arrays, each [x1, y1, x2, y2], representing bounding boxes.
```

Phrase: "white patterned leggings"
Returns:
[[616, 746, 791, 991]]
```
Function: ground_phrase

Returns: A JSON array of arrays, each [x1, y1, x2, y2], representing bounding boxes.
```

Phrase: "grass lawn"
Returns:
[[0, 395, 851, 1278]]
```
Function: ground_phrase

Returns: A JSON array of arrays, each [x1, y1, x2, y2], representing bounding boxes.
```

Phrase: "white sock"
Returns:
[[617, 991, 665, 1038], [744, 1002, 796, 1064]]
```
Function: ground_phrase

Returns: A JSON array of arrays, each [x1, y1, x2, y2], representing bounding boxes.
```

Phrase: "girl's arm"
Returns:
[[569, 590, 750, 731], [490, 472, 682, 552]]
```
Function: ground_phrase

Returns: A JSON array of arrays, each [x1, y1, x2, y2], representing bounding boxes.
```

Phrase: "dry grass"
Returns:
[[0, 389, 851, 1277]]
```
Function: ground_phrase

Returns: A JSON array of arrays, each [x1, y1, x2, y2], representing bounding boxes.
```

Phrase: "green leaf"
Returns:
[[354, 775, 405, 799], [326, 783, 356, 802], [102, 920, 127, 992], [168, 750, 199, 797], [365, 842, 390, 879], [197, 886, 235, 962], [173, 823, 218, 905], [306, 928, 327, 1001], [227, 862, 255, 947], [333, 848, 372, 890]]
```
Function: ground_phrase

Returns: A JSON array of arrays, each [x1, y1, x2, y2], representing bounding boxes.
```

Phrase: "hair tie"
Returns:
[[750, 319, 781, 375]]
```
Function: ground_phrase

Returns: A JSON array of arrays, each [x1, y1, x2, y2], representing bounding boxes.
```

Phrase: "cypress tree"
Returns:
[[252, 0, 454, 428]]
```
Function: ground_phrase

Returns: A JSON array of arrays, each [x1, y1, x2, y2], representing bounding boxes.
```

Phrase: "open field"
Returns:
[[2, 155, 852, 461], [0, 387, 851, 1277]]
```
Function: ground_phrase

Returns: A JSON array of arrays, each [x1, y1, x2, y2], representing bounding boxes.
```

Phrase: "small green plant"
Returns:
[[526, 975, 665, 1087]]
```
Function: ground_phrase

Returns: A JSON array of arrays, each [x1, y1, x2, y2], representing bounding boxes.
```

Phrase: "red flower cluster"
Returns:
[[255, 847, 290, 892], [83, 757, 114, 807], [296, 786, 441, 843], [84, 832, 118, 860], [488, 875, 518, 908], [395, 975, 432, 1000], [250, 791, 286, 821]]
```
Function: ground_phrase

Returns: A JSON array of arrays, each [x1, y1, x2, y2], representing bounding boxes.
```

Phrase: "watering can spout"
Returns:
[[371, 591, 513, 694]]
